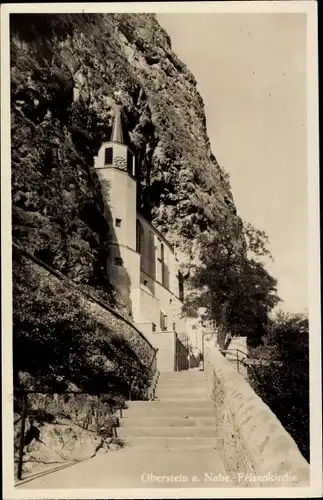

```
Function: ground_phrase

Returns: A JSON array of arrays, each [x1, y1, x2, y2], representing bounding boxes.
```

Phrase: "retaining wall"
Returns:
[[204, 338, 309, 487], [144, 331, 176, 372], [15, 248, 156, 368]]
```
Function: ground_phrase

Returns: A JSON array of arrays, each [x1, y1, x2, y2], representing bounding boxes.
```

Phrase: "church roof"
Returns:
[[110, 105, 124, 144]]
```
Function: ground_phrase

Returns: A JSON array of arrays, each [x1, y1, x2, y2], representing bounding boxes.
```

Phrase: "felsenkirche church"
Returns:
[[94, 106, 204, 370]]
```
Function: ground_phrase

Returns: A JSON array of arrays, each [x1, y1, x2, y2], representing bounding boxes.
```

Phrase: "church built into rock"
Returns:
[[94, 106, 203, 371]]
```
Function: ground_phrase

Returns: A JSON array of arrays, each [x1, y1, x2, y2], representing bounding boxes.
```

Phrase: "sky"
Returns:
[[157, 13, 307, 314]]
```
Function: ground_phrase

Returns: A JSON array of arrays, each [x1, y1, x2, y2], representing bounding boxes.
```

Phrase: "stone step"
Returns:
[[124, 406, 216, 417], [158, 371, 205, 380], [126, 399, 214, 409], [155, 393, 209, 400], [157, 378, 207, 385], [157, 377, 207, 384], [118, 436, 220, 450], [118, 425, 218, 438], [120, 416, 217, 427], [156, 387, 208, 397], [156, 384, 207, 391]]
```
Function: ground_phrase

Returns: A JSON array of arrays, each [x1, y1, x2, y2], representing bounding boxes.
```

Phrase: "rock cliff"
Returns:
[[11, 13, 242, 300], [11, 13, 245, 478]]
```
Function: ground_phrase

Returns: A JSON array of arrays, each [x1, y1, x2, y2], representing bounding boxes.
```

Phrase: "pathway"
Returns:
[[17, 370, 230, 489]]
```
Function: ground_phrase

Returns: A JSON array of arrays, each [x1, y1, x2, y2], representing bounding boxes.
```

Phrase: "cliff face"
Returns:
[[11, 13, 241, 302]]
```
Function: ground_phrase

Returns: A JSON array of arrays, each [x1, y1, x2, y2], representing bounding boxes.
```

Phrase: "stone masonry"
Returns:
[[204, 336, 309, 486]]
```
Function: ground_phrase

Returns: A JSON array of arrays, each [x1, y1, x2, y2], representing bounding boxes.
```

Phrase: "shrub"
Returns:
[[13, 249, 152, 399], [248, 311, 309, 461]]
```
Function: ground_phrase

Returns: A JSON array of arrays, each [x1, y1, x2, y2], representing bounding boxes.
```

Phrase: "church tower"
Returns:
[[94, 105, 141, 319]]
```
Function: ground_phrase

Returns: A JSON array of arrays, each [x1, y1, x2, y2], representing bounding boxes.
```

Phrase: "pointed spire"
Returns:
[[110, 105, 124, 143]]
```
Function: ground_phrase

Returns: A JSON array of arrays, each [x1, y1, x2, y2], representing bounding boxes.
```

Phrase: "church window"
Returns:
[[160, 243, 168, 287], [105, 147, 113, 165], [161, 263, 166, 287], [116, 218, 122, 227], [148, 231, 155, 277], [178, 272, 184, 301], [136, 220, 144, 253], [157, 239, 162, 260], [161, 243, 165, 261], [136, 220, 144, 270]]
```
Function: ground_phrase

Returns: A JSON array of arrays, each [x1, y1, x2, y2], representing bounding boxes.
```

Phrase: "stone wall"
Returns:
[[144, 331, 176, 372], [85, 299, 155, 367], [204, 337, 309, 487]]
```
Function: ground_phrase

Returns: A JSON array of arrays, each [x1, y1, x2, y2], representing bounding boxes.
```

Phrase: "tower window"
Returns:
[[105, 147, 113, 165], [115, 257, 123, 266], [115, 218, 122, 227]]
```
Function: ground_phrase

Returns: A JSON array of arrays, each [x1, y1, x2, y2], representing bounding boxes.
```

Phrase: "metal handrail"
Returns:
[[219, 348, 282, 373], [150, 348, 159, 397], [219, 348, 250, 372], [220, 347, 250, 358], [129, 347, 159, 401]]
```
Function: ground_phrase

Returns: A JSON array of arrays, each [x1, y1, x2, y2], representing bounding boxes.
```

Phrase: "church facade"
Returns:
[[94, 106, 202, 370]]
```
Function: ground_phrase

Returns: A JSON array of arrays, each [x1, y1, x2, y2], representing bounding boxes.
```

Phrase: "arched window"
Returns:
[[136, 220, 144, 270]]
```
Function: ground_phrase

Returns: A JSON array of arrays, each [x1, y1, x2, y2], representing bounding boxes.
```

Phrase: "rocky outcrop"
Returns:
[[15, 416, 122, 479], [11, 16, 244, 468], [14, 389, 123, 478], [10, 13, 241, 293]]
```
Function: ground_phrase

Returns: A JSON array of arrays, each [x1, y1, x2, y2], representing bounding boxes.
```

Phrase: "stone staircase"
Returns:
[[19, 369, 228, 489], [118, 370, 220, 450]]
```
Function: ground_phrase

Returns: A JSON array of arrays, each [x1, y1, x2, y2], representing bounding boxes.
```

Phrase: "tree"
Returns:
[[248, 311, 309, 461], [183, 215, 280, 349]]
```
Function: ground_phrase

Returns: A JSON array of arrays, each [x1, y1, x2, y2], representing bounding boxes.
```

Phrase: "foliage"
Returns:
[[242, 221, 272, 260], [248, 311, 309, 461], [10, 13, 121, 307], [13, 249, 152, 398], [183, 215, 280, 347]]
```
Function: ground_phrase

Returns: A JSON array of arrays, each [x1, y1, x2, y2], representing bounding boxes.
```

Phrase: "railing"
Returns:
[[219, 348, 250, 373], [147, 349, 160, 400], [174, 331, 190, 372], [16, 346, 160, 480], [219, 348, 283, 379], [14, 389, 125, 481]]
